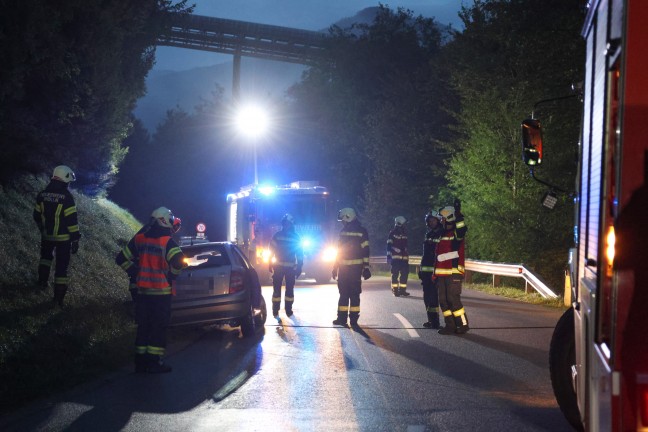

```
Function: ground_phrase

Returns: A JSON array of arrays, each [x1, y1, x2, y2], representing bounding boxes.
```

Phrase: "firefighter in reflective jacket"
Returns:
[[332, 208, 371, 328], [115, 207, 186, 373], [387, 216, 410, 297], [269, 213, 303, 317], [419, 210, 443, 328], [435, 203, 469, 335], [33, 165, 81, 307]]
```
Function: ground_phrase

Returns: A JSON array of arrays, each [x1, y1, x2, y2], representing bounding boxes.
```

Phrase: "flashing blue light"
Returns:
[[258, 185, 275, 196], [301, 237, 313, 250]]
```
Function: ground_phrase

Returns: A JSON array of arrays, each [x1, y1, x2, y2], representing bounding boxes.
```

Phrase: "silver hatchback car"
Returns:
[[170, 242, 267, 337]]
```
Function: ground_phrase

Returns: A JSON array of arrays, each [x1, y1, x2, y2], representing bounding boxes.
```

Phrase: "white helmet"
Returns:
[[151, 207, 175, 228], [439, 206, 456, 222], [394, 216, 406, 226], [52, 165, 76, 183], [281, 213, 295, 226], [337, 208, 356, 223]]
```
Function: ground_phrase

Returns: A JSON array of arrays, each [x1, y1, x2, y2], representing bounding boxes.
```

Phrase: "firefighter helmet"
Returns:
[[172, 217, 182, 234], [281, 213, 295, 226], [52, 165, 76, 183], [394, 216, 406, 226], [337, 208, 356, 223], [425, 210, 441, 224], [439, 206, 456, 222], [151, 207, 175, 228]]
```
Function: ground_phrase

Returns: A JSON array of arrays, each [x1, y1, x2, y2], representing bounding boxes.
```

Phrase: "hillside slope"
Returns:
[[0, 175, 142, 409]]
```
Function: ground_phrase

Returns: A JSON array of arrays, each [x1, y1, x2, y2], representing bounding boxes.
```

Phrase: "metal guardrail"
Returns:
[[370, 256, 558, 299]]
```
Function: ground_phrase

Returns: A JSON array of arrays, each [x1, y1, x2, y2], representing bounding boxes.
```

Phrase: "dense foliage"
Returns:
[[443, 0, 584, 287], [288, 6, 457, 251], [0, 0, 191, 193]]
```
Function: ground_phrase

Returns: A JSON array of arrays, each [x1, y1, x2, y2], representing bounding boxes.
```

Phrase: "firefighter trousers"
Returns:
[[337, 265, 362, 323], [390, 259, 409, 293], [38, 239, 72, 305], [272, 266, 296, 314], [135, 294, 172, 357], [421, 271, 440, 320], [437, 276, 469, 329]]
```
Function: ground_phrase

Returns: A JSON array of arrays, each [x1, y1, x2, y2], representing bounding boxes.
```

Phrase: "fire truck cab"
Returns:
[[522, 1, 648, 430], [226, 181, 338, 284]]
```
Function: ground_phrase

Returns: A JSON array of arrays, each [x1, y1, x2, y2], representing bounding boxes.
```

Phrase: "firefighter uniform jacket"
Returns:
[[115, 225, 186, 295], [270, 228, 303, 268], [420, 227, 442, 273], [335, 219, 370, 269], [387, 225, 409, 262], [33, 180, 81, 242], [433, 216, 467, 277]]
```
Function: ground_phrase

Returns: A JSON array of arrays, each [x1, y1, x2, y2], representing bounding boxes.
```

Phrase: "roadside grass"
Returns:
[[465, 282, 566, 309], [0, 175, 140, 411]]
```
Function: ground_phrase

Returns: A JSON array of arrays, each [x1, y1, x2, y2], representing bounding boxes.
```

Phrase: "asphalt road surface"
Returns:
[[0, 276, 573, 431]]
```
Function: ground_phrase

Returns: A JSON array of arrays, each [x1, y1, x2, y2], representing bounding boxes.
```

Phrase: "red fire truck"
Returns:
[[226, 181, 338, 284], [522, 1, 648, 430]]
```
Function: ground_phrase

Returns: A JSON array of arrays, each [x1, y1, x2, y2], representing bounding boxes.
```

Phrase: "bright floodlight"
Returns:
[[235, 105, 269, 138]]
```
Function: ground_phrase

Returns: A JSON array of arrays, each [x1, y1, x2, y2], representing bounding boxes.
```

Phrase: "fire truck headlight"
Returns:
[[301, 237, 313, 251], [322, 246, 337, 262], [260, 248, 273, 264]]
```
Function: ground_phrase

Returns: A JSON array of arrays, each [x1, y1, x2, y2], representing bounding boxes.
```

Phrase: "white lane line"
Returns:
[[393, 313, 420, 338]]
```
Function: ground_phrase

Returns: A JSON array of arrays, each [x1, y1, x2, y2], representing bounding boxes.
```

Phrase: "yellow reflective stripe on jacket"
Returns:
[[53, 205, 62, 237], [63, 206, 77, 217], [361, 240, 369, 248], [138, 287, 173, 295], [341, 231, 363, 237], [44, 233, 71, 241], [166, 246, 182, 261], [420, 266, 434, 272]]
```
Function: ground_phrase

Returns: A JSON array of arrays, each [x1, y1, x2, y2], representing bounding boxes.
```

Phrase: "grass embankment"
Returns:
[[0, 175, 141, 410]]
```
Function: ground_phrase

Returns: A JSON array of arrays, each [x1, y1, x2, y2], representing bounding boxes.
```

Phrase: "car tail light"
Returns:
[[229, 270, 244, 294], [639, 376, 648, 427]]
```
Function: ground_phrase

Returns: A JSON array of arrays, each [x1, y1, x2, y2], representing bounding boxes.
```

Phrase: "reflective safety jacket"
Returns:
[[115, 225, 186, 295], [270, 228, 303, 267], [433, 216, 467, 277], [387, 225, 408, 261], [33, 180, 81, 242], [420, 226, 443, 273], [335, 219, 370, 269]]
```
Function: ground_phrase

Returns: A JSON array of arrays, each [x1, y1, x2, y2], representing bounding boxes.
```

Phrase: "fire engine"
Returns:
[[226, 181, 338, 284], [522, 0, 648, 430]]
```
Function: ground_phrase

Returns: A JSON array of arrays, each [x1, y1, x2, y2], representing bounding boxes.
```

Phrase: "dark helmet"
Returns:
[[281, 213, 294, 227], [425, 210, 441, 224]]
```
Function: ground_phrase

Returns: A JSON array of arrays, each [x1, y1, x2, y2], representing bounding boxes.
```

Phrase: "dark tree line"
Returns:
[[0, 0, 191, 193]]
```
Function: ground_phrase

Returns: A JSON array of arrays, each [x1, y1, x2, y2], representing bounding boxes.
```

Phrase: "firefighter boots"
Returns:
[[332, 318, 349, 328], [398, 288, 410, 297], [134, 354, 148, 373], [146, 355, 172, 373], [53, 284, 66, 308], [438, 314, 456, 335], [392, 287, 400, 297], [423, 311, 440, 329]]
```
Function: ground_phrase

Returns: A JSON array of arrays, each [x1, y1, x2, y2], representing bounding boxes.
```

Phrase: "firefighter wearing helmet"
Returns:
[[419, 210, 444, 328], [387, 216, 410, 297], [115, 206, 187, 373], [269, 213, 303, 317], [434, 201, 469, 334], [33, 165, 81, 307], [332, 207, 371, 328]]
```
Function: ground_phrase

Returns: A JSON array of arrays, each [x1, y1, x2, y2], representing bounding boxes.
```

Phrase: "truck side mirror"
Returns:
[[521, 118, 543, 166]]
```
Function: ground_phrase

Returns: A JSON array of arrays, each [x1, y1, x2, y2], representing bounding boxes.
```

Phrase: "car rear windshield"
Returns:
[[182, 244, 231, 269]]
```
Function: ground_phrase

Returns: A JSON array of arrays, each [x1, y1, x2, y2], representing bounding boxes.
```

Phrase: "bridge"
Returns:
[[157, 13, 329, 98]]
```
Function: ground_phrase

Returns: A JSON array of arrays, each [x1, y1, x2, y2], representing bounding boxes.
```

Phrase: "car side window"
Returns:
[[231, 247, 250, 269]]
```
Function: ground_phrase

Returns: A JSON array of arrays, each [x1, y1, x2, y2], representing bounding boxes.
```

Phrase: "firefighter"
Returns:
[[124, 216, 182, 305], [387, 216, 410, 297], [33, 165, 81, 307], [332, 208, 371, 328], [434, 202, 469, 335], [269, 213, 303, 317], [115, 207, 186, 373], [419, 210, 443, 328]]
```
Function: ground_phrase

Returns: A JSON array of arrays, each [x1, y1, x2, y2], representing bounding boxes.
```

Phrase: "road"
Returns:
[[0, 276, 572, 431]]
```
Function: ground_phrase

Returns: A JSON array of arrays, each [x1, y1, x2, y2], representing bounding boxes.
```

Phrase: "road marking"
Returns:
[[393, 313, 420, 338]]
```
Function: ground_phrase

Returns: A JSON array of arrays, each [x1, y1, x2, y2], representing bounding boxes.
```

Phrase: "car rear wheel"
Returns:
[[254, 295, 267, 327]]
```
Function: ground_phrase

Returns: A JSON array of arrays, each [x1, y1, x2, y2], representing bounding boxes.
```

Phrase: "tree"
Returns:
[[288, 6, 456, 246], [0, 0, 191, 193], [442, 0, 584, 288]]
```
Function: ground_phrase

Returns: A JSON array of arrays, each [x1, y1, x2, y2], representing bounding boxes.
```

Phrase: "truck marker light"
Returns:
[[605, 226, 615, 277]]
